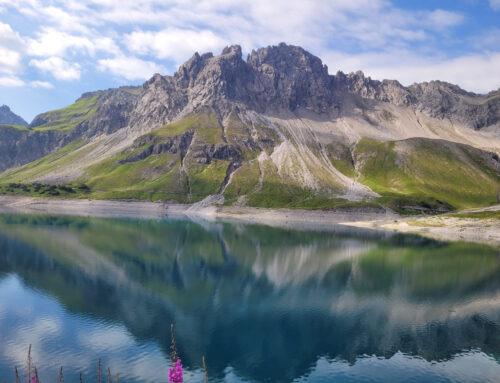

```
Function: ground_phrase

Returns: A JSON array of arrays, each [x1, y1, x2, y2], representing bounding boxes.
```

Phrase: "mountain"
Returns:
[[0, 105, 27, 126], [0, 43, 499, 213]]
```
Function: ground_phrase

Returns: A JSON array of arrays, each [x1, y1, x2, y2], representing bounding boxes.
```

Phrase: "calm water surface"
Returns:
[[0, 214, 499, 382]]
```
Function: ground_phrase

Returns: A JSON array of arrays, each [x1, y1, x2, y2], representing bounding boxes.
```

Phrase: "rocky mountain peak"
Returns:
[[247, 43, 328, 75], [174, 51, 213, 88], [58, 43, 500, 138], [141, 43, 336, 116], [0, 105, 28, 126], [245, 43, 333, 112], [222, 44, 242, 57]]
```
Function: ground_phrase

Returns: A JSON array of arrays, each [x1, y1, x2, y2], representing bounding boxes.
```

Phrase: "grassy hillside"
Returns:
[[30, 96, 99, 132], [0, 139, 91, 182], [84, 111, 229, 202], [355, 137, 500, 212], [0, 110, 499, 213]]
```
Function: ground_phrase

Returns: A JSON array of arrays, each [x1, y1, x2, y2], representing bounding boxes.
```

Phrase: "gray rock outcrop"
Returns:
[[0, 105, 27, 126]]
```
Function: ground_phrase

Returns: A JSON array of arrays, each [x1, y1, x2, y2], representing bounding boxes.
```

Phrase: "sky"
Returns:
[[0, 0, 499, 122]]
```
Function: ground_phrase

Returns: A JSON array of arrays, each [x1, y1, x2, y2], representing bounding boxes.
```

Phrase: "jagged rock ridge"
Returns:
[[18, 43, 500, 149], [127, 43, 499, 131]]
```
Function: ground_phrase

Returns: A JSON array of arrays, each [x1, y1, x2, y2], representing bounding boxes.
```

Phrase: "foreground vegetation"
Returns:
[[0, 182, 90, 197], [14, 326, 208, 383]]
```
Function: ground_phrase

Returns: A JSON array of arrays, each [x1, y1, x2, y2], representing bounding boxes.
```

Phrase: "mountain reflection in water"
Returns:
[[0, 214, 499, 382]]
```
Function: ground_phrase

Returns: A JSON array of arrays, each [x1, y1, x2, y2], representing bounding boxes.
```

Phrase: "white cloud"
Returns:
[[426, 9, 464, 30], [125, 28, 227, 64], [40, 6, 90, 33], [490, 0, 500, 10], [30, 57, 81, 80], [93, 36, 121, 56], [28, 27, 94, 57], [0, 46, 22, 74], [0, 76, 25, 86], [97, 56, 166, 80], [30, 80, 54, 88], [0, 22, 25, 74]]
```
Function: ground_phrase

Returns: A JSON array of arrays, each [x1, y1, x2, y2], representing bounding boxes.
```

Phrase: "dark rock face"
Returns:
[[333, 71, 416, 106], [409, 82, 499, 129], [246, 43, 333, 112], [118, 141, 175, 164], [77, 88, 139, 137], [194, 144, 242, 165], [119, 130, 195, 165], [0, 105, 27, 126], [0, 127, 71, 171]]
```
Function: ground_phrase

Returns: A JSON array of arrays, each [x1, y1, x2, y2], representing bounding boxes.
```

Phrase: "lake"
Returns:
[[0, 214, 499, 382]]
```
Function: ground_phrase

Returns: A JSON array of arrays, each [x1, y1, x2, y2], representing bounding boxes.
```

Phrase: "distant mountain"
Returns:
[[0, 43, 499, 212], [0, 105, 27, 126]]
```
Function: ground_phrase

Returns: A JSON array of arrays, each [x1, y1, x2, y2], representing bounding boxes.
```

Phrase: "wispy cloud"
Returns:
[[27, 27, 95, 57], [490, 0, 500, 11], [125, 28, 227, 65], [30, 80, 54, 88], [30, 57, 81, 80], [0, 76, 25, 87], [426, 9, 464, 30], [0, 22, 25, 75]]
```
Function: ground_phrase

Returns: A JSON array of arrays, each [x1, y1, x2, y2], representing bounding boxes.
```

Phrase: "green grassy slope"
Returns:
[[85, 110, 230, 202], [85, 149, 189, 201], [0, 139, 91, 182], [31, 96, 99, 132], [1, 109, 499, 212], [355, 137, 500, 212]]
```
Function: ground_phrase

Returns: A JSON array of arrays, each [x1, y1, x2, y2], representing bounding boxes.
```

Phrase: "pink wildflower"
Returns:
[[168, 359, 183, 383]]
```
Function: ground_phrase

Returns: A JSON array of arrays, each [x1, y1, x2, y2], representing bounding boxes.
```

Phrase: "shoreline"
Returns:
[[0, 195, 498, 245], [0, 195, 396, 231], [342, 213, 500, 246]]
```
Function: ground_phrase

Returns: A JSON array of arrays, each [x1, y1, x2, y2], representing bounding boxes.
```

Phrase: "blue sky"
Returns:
[[0, 0, 499, 122]]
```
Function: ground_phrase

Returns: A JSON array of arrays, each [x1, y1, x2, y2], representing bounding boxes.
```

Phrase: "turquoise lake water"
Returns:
[[0, 214, 499, 382]]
